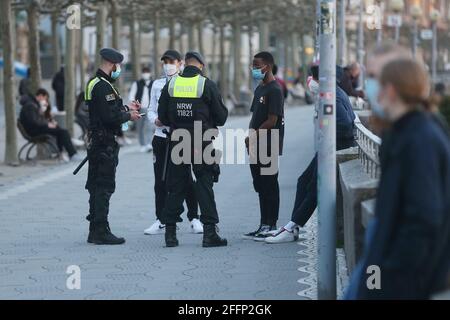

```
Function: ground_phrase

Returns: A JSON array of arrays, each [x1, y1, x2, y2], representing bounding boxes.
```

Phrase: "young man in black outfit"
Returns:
[[243, 51, 285, 241], [19, 88, 81, 162]]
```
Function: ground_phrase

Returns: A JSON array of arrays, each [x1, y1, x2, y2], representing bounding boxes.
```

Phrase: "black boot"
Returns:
[[165, 225, 179, 247], [90, 222, 126, 245], [87, 222, 95, 243], [203, 224, 227, 247]]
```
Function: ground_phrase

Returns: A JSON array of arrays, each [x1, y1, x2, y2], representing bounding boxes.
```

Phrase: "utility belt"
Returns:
[[88, 128, 117, 146]]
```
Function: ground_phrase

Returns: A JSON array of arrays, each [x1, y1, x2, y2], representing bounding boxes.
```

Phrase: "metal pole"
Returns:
[[432, 21, 438, 83], [317, 0, 337, 300], [314, 0, 321, 153], [337, 0, 346, 66], [314, 0, 321, 64]]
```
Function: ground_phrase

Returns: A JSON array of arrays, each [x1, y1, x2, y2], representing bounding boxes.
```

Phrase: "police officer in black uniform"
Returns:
[[84, 48, 142, 245], [158, 52, 228, 248]]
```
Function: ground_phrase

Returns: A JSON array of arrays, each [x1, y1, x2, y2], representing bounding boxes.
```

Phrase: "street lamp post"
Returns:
[[337, 0, 347, 66], [430, 9, 440, 84], [390, 0, 404, 43], [410, 4, 422, 58], [317, 0, 337, 300]]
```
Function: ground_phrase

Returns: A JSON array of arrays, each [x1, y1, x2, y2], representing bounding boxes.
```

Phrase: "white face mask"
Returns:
[[39, 100, 48, 113], [307, 77, 320, 95], [142, 73, 151, 81], [163, 64, 178, 77]]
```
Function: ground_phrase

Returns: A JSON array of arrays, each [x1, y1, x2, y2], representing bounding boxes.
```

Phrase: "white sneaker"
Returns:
[[190, 218, 203, 234], [71, 138, 85, 147], [265, 227, 299, 244], [59, 153, 70, 163], [140, 146, 148, 153], [145, 144, 153, 152], [144, 220, 165, 235]]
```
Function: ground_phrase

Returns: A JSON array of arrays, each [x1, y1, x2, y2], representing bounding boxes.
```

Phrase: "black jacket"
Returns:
[[52, 68, 65, 110], [356, 111, 450, 299], [336, 86, 356, 150], [86, 69, 130, 135], [158, 66, 228, 129], [19, 94, 49, 136]]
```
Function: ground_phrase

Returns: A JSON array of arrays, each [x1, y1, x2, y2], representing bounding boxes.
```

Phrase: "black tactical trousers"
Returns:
[[152, 136, 198, 221], [250, 162, 280, 226], [85, 141, 119, 224], [160, 157, 219, 226]]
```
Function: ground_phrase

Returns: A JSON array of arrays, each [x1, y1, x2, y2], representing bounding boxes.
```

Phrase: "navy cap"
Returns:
[[161, 50, 182, 61], [185, 51, 205, 66], [100, 48, 124, 64]]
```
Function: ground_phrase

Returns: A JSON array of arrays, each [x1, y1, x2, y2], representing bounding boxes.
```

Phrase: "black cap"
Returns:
[[100, 48, 124, 64], [161, 50, 182, 61], [185, 51, 205, 66]]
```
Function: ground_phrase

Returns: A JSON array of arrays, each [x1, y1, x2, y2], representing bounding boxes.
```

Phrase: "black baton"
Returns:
[[73, 156, 89, 175], [162, 129, 171, 182]]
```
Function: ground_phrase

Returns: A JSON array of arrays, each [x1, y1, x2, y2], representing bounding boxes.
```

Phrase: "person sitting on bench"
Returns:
[[19, 88, 82, 162]]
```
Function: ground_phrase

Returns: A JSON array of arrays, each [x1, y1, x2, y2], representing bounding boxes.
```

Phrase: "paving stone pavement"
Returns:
[[0, 105, 332, 300]]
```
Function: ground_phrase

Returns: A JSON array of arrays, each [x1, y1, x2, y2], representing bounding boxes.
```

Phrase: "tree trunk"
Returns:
[[51, 10, 61, 75], [111, 0, 123, 91], [187, 21, 196, 51], [129, 6, 139, 80], [169, 17, 175, 49], [64, 25, 76, 136], [178, 24, 185, 56], [219, 24, 228, 98], [259, 21, 269, 51], [248, 26, 253, 91], [197, 21, 204, 54], [27, 0, 42, 93], [153, 11, 161, 77], [283, 34, 289, 81], [210, 25, 217, 82], [79, 15, 86, 92], [11, 5, 17, 61], [95, 1, 107, 68], [233, 19, 241, 98], [1, 0, 19, 165]]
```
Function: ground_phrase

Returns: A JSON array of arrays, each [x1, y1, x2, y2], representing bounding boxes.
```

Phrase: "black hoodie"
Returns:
[[19, 94, 49, 136]]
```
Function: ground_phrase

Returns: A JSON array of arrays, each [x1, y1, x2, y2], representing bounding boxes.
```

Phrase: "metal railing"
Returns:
[[354, 116, 381, 179]]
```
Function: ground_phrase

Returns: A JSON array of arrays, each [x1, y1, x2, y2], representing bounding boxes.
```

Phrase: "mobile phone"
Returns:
[[139, 113, 146, 117]]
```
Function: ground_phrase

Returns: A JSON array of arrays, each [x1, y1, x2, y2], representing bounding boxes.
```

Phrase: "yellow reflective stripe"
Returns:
[[197, 76, 206, 97], [168, 76, 177, 97], [172, 75, 203, 98], [85, 78, 101, 101]]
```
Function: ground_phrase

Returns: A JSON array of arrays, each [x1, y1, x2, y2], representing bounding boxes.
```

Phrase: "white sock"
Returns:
[[284, 221, 298, 232]]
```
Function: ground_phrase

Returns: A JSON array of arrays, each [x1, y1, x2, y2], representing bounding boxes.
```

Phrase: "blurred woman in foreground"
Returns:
[[346, 58, 450, 299]]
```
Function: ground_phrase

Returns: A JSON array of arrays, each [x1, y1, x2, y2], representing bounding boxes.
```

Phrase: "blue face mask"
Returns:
[[252, 67, 266, 81], [365, 78, 385, 119], [111, 65, 121, 80]]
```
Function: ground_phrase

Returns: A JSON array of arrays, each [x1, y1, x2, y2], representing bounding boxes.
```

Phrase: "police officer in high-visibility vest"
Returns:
[[84, 48, 142, 245], [158, 52, 228, 247]]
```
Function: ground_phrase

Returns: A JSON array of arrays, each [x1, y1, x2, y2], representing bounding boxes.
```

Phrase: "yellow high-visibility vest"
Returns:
[[168, 75, 206, 99], [85, 77, 120, 101]]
